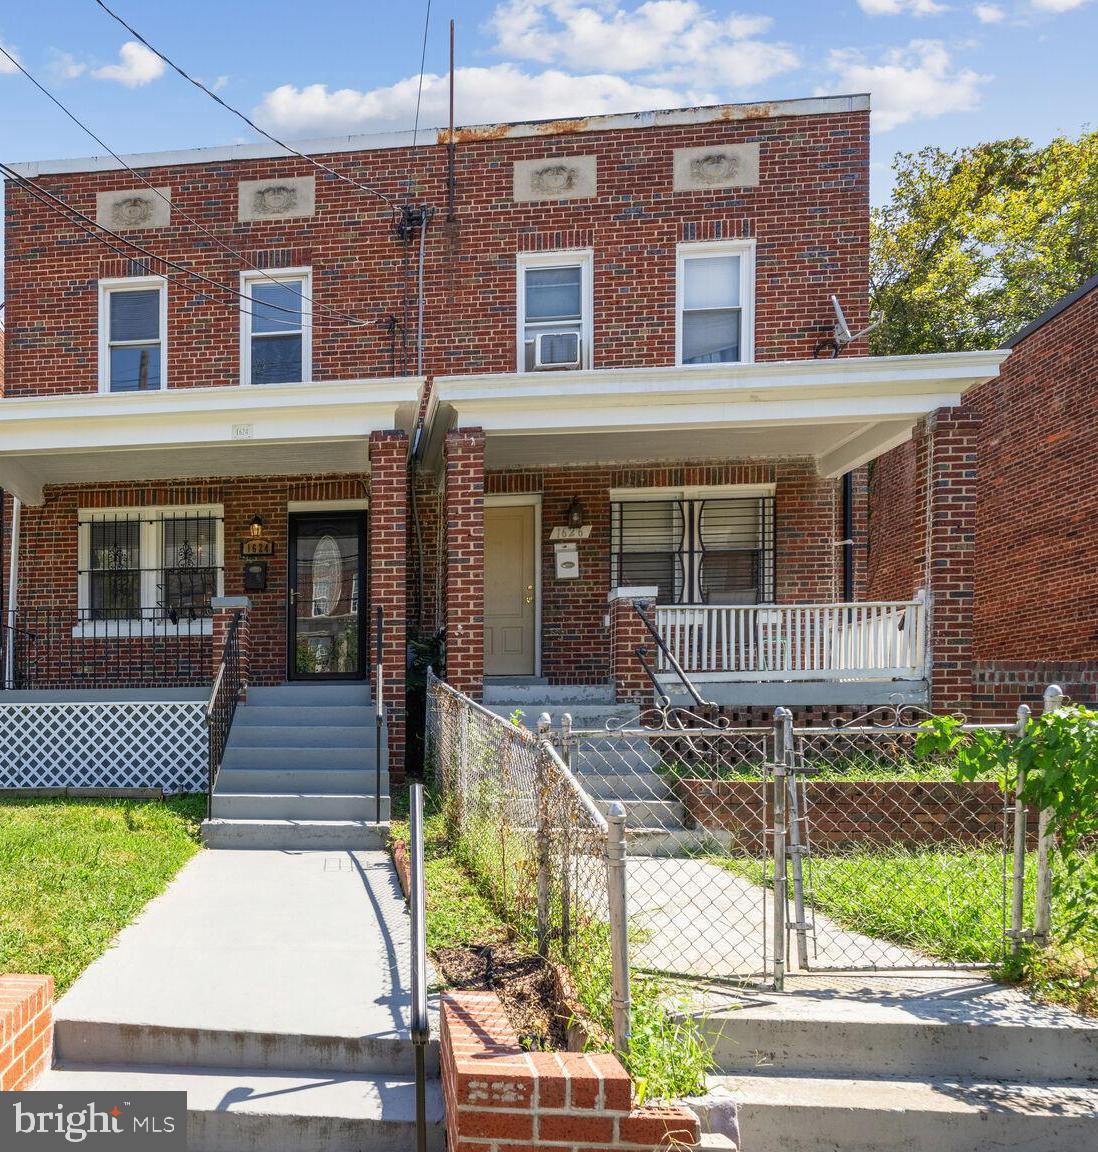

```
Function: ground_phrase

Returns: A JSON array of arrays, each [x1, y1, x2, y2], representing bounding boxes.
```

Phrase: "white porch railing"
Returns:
[[654, 601, 926, 681]]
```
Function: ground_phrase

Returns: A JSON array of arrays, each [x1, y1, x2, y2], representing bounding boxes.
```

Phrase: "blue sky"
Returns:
[[0, 0, 1094, 208]]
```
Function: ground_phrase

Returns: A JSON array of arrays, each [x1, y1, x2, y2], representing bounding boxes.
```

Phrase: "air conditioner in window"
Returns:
[[533, 329, 581, 370]]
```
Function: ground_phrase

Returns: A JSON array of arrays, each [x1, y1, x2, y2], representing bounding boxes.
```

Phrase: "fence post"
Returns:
[[785, 717, 809, 972], [560, 712, 573, 769], [536, 716, 553, 957], [1010, 703, 1031, 956], [1033, 685, 1063, 944], [771, 708, 790, 992], [605, 801, 632, 1060]]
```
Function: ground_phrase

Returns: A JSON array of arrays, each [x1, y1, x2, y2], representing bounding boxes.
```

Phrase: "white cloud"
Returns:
[[857, 0, 949, 14], [255, 64, 705, 138], [826, 39, 988, 130], [973, 2, 1005, 19], [0, 39, 20, 74], [488, 0, 797, 85], [1030, 0, 1089, 10], [91, 41, 165, 87], [49, 51, 88, 80]]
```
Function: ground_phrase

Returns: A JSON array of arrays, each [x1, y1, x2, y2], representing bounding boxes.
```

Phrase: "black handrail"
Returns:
[[205, 610, 243, 821], [631, 600, 711, 709], [375, 605, 384, 824]]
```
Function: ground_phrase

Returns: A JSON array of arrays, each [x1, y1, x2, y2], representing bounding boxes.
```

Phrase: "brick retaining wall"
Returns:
[[0, 975, 53, 1090]]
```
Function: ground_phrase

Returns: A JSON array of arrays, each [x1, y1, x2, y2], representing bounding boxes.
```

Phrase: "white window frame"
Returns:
[[675, 240, 756, 367], [74, 504, 225, 637], [516, 249, 594, 373], [240, 267, 313, 386], [97, 276, 169, 394]]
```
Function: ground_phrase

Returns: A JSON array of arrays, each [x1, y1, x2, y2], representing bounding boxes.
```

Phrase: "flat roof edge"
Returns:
[[7, 94, 871, 178]]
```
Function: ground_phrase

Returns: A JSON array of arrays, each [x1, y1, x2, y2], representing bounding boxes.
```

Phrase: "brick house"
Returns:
[[0, 93, 1007, 793], [865, 275, 1098, 718]]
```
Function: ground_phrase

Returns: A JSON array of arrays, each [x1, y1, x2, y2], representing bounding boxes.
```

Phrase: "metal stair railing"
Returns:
[[205, 609, 243, 820]]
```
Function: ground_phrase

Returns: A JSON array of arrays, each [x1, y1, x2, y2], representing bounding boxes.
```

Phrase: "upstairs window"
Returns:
[[611, 490, 774, 605], [241, 269, 311, 385], [517, 251, 592, 372], [99, 278, 167, 392], [676, 241, 755, 366]]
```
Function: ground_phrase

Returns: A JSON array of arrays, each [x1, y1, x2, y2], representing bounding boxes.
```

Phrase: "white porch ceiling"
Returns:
[[427, 350, 1009, 477], [0, 378, 424, 505]]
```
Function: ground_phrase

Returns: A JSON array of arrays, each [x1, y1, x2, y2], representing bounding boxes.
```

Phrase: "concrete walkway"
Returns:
[[41, 849, 443, 1151]]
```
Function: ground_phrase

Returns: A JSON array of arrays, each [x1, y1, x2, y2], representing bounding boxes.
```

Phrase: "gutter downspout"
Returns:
[[841, 472, 853, 602], [5, 497, 21, 689]]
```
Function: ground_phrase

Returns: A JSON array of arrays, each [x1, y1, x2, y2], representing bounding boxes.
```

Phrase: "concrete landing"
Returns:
[[54, 849, 437, 1074]]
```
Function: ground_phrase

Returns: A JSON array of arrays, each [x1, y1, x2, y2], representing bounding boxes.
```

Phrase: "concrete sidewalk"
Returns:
[[41, 849, 443, 1151]]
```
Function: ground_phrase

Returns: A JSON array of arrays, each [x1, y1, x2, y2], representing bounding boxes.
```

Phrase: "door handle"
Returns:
[[289, 588, 296, 605], [525, 596, 534, 605]]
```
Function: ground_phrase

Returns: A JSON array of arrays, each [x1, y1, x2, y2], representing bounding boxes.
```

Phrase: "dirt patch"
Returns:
[[434, 943, 569, 1050]]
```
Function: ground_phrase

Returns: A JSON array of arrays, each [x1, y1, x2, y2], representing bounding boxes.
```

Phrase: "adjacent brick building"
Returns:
[[0, 93, 1010, 777]]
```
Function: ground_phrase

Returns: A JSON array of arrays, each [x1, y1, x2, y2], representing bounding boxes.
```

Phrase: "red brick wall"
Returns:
[[441, 990, 700, 1151], [865, 440, 918, 602], [4, 108, 869, 398], [444, 429, 485, 697], [480, 459, 841, 688], [0, 975, 53, 1090]]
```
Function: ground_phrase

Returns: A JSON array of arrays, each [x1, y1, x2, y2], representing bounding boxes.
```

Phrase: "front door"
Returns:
[[287, 511, 367, 680], [484, 503, 537, 676]]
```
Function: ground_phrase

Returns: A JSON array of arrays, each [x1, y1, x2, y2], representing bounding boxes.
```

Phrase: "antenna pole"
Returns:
[[447, 19, 456, 221]]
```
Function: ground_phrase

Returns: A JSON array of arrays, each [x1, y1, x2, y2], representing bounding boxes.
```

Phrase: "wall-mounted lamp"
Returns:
[[566, 497, 586, 529], [249, 515, 265, 538]]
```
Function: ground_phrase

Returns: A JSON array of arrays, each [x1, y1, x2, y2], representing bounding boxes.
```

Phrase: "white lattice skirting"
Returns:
[[0, 702, 207, 792]]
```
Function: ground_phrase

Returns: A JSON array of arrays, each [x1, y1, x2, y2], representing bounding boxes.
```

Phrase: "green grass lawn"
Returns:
[[0, 796, 204, 994]]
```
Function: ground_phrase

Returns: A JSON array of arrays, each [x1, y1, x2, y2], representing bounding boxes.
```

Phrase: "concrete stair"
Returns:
[[38, 849, 445, 1151], [696, 975, 1098, 1151], [202, 681, 387, 850]]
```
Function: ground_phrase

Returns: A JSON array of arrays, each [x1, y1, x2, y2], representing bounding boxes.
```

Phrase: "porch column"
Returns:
[[913, 408, 981, 714], [369, 430, 409, 780], [210, 596, 251, 700], [609, 587, 658, 705], [444, 428, 485, 700]]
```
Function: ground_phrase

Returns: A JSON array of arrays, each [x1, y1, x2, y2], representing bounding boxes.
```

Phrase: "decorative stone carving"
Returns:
[[513, 155, 596, 202], [673, 143, 760, 192], [238, 175, 316, 222], [96, 188, 171, 230]]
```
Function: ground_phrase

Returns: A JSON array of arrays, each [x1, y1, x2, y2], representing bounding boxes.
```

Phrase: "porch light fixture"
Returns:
[[566, 497, 586, 529], [249, 515, 265, 538]]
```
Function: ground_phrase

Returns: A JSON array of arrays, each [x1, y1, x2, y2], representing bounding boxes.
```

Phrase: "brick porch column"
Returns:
[[369, 429, 409, 780], [444, 428, 485, 700], [210, 596, 250, 699], [609, 587, 658, 704], [913, 409, 981, 714]]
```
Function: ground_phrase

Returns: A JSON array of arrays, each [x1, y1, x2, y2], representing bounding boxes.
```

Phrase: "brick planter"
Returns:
[[0, 975, 53, 1090], [441, 991, 701, 1150], [678, 778, 1027, 850]]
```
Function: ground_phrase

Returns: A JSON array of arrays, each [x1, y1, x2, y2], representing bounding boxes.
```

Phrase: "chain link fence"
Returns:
[[425, 670, 629, 1049]]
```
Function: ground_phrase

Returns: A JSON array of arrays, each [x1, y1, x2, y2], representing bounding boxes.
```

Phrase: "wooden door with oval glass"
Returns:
[[287, 511, 367, 680]]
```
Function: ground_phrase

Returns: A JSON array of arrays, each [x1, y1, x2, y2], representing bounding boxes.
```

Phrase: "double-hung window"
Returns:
[[77, 507, 224, 633], [610, 488, 774, 605], [517, 251, 592, 372], [99, 277, 167, 392], [676, 241, 755, 365], [241, 269, 311, 385]]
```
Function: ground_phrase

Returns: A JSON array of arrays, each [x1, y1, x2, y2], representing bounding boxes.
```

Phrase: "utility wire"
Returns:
[[0, 162, 365, 328], [411, 0, 433, 153], [0, 42, 379, 332], [92, 0, 398, 217]]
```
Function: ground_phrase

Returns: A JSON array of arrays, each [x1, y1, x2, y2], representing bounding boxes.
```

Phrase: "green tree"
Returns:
[[870, 130, 1098, 355]]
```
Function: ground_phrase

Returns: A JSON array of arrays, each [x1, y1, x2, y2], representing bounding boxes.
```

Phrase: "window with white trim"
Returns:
[[98, 277, 167, 392], [241, 269, 311, 385], [517, 251, 592, 372], [77, 507, 224, 631], [676, 241, 754, 365], [610, 489, 774, 604]]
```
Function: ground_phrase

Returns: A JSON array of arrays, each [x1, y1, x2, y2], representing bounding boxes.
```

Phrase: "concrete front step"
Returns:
[[698, 981, 1098, 1082], [709, 1071, 1098, 1152], [234, 704, 377, 727], [483, 679, 615, 706], [201, 818, 387, 851], [580, 771, 676, 801], [38, 1063, 444, 1152], [248, 682, 373, 706], [211, 792, 390, 821], [228, 724, 377, 749], [624, 827, 732, 857], [216, 767, 389, 794], [220, 746, 378, 772], [595, 797, 686, 829]]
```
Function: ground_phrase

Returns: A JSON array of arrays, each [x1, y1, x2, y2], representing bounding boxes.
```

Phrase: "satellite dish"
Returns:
[[816, 295, 884, 358]]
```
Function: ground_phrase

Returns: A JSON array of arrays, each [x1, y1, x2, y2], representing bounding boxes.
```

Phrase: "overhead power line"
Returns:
[[0, 42, 380, 333], [92, 0, 399, 218], [411, 0, 433, 153], [0, 162, 371, 329]]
